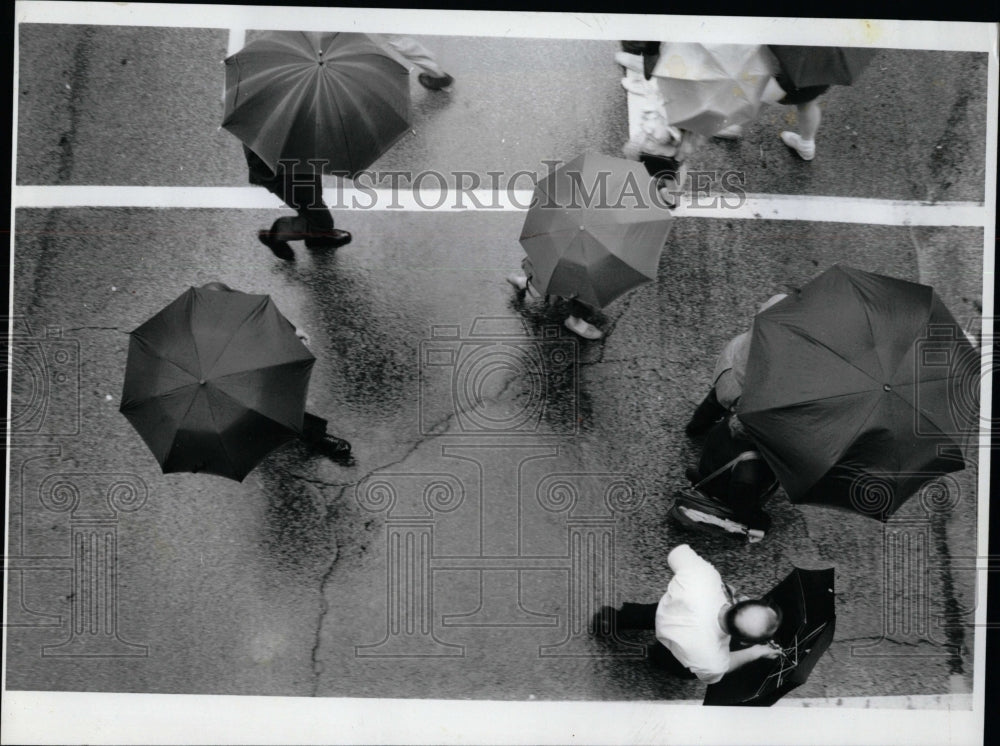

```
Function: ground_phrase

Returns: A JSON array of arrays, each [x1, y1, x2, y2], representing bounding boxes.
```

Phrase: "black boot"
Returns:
[[258, 229, 295, 261], [304, 229, 352, 250]]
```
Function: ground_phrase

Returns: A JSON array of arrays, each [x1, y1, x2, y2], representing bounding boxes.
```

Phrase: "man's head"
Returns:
[[724, 599, 782, 644]]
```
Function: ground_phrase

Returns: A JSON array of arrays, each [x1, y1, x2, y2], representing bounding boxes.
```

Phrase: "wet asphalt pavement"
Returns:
[[6, 23, 989, 702]]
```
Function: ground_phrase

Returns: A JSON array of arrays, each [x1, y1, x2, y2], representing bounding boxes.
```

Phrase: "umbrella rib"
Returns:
[[199, 296, 274, 378], [163, 382, 216, 466], [121, 380, 197, 410], [225, 64, 313, 125], [850, 280, 886, 380], [201, 385, 242, 476], [210, 358, 314, 389], [208, 378, 302, 432], [128, 341, 202, 382], [778, 322, 884, 384], [743, 387, 879, 414], [323, 72, 354, 173]]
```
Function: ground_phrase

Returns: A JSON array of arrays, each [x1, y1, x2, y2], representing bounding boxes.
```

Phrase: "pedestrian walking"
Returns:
[[512, 153, 673, 340], [224, 32, 414, 261], [765, 46, 878, 162], [245, 146, 352, 261], [673, 413, 780, 537], [383, 34, 454, 90], [616, 47, 706, 208], [685, 293, 788, 436], [771, 77, 826, 162], [595, 544, 782, 682], [617, 40, 660, 80], [200, 282, 352, 463], [507, 257, 604, 339]]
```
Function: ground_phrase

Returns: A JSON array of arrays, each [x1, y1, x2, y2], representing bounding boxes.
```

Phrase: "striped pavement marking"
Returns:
[[12, 185, 987, 228]]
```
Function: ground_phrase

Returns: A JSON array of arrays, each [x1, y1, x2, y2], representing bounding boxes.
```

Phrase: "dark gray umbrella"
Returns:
[[222, 31, 411, 177], [704, 567, 836, 706]]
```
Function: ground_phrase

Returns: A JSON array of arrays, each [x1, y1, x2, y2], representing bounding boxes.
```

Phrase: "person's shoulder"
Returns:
[[667, 544, 696, 565], [667, 544, 716, 573]]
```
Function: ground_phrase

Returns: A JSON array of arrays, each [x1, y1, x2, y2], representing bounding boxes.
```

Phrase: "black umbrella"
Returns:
[[120, 286, 315, 481], [704, 567, 836, 706], [737, 265, 978, 520], [768, 46, 877, 88]]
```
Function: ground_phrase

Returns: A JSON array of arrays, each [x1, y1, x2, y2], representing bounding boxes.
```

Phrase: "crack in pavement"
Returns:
[[310, 482, 349, 697], [302, 409, 459, 694]]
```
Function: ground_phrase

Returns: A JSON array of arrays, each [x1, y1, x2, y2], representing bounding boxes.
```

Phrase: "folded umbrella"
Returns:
[[519, 153, 674, 309], [120, 286, 315, 481], [738, 265, 979, 519], [768, 45, 877, 88], [705, 567, 836, 706], [651, 43, 775, 136], [222, 31, 411, 177]]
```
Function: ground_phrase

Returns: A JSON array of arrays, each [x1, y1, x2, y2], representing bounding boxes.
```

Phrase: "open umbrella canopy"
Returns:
[[222, 31, 411, 177], [518, 153, 674, 309], [651, 44, 775, 136], [705, 567, 836, 706], [738, 265, 979, 519], [768, 45, 877, 88], [120, 286, 316, 481]]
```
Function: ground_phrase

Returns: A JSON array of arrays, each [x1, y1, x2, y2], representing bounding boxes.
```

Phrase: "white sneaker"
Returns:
[[564, 315, 603, 339], [506, 273, 529, 292], [714, 124, 743, 140], [780, 131, 816, 161]]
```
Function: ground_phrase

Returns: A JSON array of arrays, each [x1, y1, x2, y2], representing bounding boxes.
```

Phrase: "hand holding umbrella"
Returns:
[[705, 567, 836, 706]]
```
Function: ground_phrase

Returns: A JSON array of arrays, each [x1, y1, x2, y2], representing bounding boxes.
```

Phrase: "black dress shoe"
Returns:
[[316, 434, 352, 463], [684, 467, 701, 485], [258, 229, 295, 261], [417, 72, 453, 90], [304, 229, 352, 250]]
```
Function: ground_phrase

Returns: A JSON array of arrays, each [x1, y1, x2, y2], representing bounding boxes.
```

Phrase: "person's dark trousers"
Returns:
[[568, 299, 594, 321], [620, 40, 660, 80], [616, 601, 658, 629], [244, 146, 337, 246], [686, 388, 729, 436], [614, 602, 698, 679], [647, 642, 699, 678], [639, 153, 681, 181]]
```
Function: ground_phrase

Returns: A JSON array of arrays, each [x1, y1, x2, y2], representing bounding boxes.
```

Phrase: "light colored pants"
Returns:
[[384, 35, 446, 78]]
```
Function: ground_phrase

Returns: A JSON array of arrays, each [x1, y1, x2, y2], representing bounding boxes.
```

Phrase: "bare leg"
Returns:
[[780, 100, 821, 161], [798, 99, 822, 142]]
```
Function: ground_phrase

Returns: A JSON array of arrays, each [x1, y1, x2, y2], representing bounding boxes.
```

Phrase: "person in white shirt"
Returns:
[[595, 544, 781, 682]]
